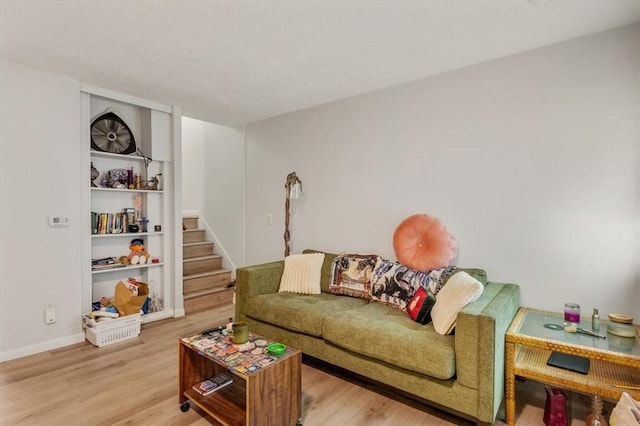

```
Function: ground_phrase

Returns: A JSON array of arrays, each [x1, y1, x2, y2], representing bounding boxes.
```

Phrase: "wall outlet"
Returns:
[[266, 214, 273, 225], [44, 303, 56, 324]]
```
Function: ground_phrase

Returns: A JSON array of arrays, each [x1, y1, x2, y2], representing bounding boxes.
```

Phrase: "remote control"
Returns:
[[211, 372, 233, 388]]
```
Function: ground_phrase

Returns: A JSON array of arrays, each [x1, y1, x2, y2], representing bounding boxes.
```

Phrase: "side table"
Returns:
[[505, 307, 640, 425], [179, 330, 302, 425]]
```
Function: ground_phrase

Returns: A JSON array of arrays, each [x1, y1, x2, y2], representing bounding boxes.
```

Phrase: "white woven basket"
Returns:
[[83, 313, 141, 347]]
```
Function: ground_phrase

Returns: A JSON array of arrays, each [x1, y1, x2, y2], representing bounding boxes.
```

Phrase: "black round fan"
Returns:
[[90, 111, 136, 154]]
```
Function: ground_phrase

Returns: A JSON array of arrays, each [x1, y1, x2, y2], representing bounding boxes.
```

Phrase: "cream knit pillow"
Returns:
[[431, 271, 484, 335], [279, 253, 325, 294]]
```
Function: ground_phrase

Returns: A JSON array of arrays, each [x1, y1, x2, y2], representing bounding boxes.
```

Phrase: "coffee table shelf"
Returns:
[[182, 387, 246, 425]]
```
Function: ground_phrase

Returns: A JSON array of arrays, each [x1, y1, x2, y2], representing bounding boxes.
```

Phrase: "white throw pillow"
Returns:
[[610, 392, 640, 426], [278, 253, 325, 294], [431, 271, 484, 335]]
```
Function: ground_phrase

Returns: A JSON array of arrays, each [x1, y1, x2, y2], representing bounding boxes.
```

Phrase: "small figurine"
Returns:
[[90, 162, 99, 187], [127, 238, 150, 265], [149, 292, 163, 313], [144, 173, 162, 190], [140, 217, 149, 233]]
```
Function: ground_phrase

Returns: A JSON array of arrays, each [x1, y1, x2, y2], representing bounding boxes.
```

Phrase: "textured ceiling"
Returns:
[[1, 1, 639, 126]]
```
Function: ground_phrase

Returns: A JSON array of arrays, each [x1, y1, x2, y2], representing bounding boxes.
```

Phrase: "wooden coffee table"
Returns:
[[505, 308, 640, 425], [178, 329, 302, 425]]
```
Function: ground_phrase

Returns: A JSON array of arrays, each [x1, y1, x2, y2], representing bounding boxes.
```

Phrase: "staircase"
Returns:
[[183, 216, 234, 314]]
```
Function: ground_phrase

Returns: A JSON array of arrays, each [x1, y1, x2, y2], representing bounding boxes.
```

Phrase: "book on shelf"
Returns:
[[123, 208, 135, 224], [192, 373, 233, 396], [91, 208, 137, 235], [92, 256, 117, 266], [91, 212, 98, 234], [91, 262, 126, 271]]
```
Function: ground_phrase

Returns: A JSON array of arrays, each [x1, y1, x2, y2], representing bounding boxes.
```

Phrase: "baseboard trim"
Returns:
[[0, 332, 86, 362]]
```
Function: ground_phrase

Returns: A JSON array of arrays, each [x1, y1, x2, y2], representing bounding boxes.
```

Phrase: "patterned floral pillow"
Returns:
[[329, 253, 378, 300], [370, 259, 456, 311], [426, 266, 458, 295]]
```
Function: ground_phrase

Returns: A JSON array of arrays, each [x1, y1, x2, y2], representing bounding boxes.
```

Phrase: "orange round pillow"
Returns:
[[393, 214, 457, 271]]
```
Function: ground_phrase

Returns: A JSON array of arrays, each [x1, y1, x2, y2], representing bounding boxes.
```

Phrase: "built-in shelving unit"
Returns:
[[80, 85, 183, 325]]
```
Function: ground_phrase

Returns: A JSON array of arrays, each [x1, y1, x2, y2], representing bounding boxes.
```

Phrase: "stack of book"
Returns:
[[91, 208, 136, 234], [192, 373, 233, 396], [91, 257, 125, 271]]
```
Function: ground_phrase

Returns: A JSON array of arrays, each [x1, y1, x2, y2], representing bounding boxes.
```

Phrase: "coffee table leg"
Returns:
[[505, 342, 516, 425]]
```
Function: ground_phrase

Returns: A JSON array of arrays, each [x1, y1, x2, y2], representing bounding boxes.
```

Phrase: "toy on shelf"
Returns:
[[143, 174, 162, 190], [127, 238, 150, 265]]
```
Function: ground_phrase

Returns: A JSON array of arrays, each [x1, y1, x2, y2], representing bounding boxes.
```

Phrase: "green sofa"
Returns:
[[235, 250, 520, 425]]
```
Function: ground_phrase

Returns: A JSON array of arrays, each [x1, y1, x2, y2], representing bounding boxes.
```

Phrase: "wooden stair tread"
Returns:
[[183, 287, 233, 300], [184, 269, 232, 279], [181, 216, 234, 315], [183, 241, 213, 247], [183, 254, 222, 263]]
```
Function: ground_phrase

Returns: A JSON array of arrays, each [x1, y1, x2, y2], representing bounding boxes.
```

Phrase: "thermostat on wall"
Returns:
[[49, 216, 69, 227]]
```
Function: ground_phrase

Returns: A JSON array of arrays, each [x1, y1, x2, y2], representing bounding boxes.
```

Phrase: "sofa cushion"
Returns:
[[278, 252, 325, 294], [371, 258, 449, 310], [425, 266, 458, 295], [407, 286, 436, 324], [244, 292, 368, 337], [393, 213, 457, 270], [432, 271, 484, 335], [303, 249, 339, 293], [322, 302, 456, 380], [329, 253, 378, 300]]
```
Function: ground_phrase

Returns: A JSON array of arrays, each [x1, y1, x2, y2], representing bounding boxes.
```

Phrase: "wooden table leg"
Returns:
[[505, 342, 516, 425]]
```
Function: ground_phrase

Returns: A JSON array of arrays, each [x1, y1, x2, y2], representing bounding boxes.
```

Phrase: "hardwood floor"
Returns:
[[0, 305, 595, 425]]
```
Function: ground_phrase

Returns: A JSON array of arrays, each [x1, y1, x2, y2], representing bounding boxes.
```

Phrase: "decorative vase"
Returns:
[[586, 395, 609, 426]]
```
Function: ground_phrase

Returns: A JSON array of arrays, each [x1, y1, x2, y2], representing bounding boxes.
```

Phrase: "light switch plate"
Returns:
[[44, 304, 56, 324]]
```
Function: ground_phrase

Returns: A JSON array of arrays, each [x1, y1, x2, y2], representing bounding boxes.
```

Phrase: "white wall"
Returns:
[[182, 117, 245, 268], [245, 24, 640, 319], [0, 60, 85, 360], [182, 117, 206, 215]]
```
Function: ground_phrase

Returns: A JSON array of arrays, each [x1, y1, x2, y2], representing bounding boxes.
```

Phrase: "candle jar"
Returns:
[[232, 322, 249, 344], [564, 303, 581, 325]]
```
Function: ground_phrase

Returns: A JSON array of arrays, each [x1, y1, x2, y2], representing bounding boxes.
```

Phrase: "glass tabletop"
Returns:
[[513, 309, 640, 357]]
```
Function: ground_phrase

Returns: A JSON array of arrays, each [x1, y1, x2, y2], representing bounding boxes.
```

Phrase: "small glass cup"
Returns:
[[232, 322, 249, 344], [564, 303, 580, 325]]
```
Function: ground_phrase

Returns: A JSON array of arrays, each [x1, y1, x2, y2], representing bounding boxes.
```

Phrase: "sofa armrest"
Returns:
[[235, 261, 284, 322], [455, 282, 520, 423]]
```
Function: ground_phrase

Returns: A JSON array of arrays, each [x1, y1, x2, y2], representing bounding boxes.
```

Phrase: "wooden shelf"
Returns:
[[90, 150, 167, 162], [514, 345, 640, 401], [91, 187, 163, 194], [91, 262, 164, 275], [184, 388, 245, 426], [91, 231, 163, 238]]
